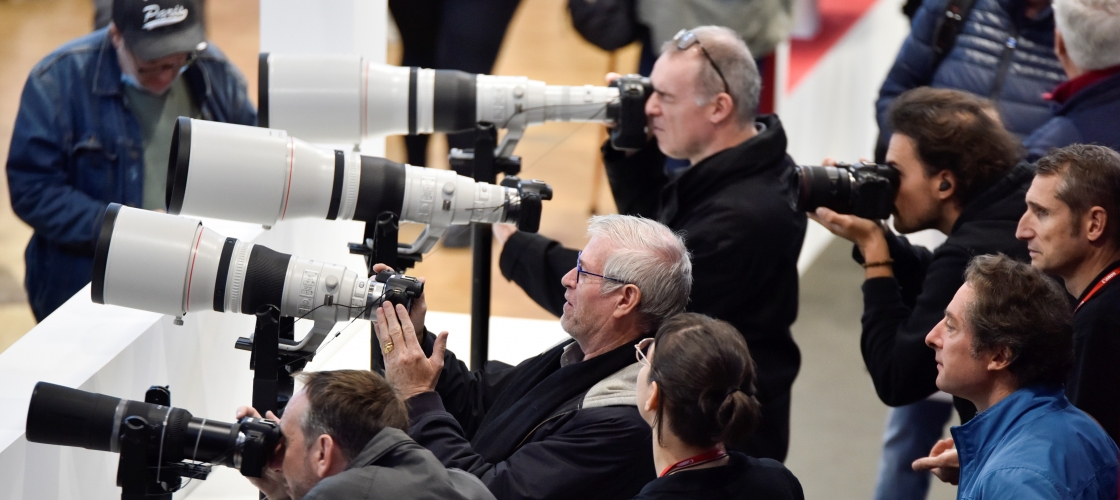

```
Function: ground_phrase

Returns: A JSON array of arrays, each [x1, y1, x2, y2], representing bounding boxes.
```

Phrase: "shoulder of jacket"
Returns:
[[581, 362, 639, 409], [32, 33, 105, 77]]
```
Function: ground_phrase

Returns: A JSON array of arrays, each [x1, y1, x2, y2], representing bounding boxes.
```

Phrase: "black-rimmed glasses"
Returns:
[[635, 337, 654, 365], [673, 29, 730, 95], [576, 251, 627, 285]]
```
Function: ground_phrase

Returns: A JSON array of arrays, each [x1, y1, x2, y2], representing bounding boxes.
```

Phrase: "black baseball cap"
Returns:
[[112, 0, 207, 61]]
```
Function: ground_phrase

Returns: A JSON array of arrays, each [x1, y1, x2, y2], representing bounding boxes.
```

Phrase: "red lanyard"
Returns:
[[1076, 265, 1120, 313], [659, 448, 727, 477]]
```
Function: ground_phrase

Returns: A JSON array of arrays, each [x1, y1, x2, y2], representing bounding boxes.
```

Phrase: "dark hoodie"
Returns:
[[857, 161, 1033, 421], [499, 115, 807, 461]]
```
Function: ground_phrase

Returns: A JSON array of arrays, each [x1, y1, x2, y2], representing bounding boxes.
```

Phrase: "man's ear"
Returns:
[[986, 345, 1014, 373], [312, 434, 346, 479], [1084, 206, 1108, 244], [935, 170, 957, 202], [612, 284, 642, 319], [709, 92, 735, 125]]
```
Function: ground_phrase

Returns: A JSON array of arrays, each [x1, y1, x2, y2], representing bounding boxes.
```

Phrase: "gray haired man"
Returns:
[[494, 25, 806, 462], [376, 214, 692, 500], [1023, 0, 1120, 160]]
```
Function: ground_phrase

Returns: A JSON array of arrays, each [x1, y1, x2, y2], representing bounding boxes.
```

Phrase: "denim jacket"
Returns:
[[953, 385, 1118, 500], [5, 28, 256, 320]]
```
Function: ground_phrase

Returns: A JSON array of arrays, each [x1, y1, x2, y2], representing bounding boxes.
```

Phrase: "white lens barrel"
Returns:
[[542, 84, 619, 123], [263, 54, 365, 144], [259, 53, 617, 145], [398, 165, 518, 227], [93, 205, 222, 316], [363, 62, 413, 137], [170, 119, 522, 230], [169, 118, 339, 226]]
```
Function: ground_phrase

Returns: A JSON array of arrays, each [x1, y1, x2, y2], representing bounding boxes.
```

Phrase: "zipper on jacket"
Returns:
[[515, 410, 576, 449], [989, 22, 1021, 99]]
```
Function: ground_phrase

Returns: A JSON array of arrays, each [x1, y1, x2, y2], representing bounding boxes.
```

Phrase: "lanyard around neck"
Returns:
[[659, 448, 727, 478], [1076, 264, 1120, 313]]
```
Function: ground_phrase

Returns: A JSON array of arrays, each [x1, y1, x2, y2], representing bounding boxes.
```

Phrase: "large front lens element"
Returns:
[[795, 165, 853, 214]]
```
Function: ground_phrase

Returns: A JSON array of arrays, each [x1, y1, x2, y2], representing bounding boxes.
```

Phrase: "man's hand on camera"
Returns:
[[371, 263, 426, 343], [493, 223, 518, 245], [233, 407, 291, 500], [374, 301, 448, 400], [912, 437, 960, 485]]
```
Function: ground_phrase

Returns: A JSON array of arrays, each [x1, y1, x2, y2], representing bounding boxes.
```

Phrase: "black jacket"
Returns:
[[304, 428, 495, 500], [406, 332, 655, 500], [631, 452, 804, 500], [859, 161, 1033, 419], [1067, 260, 1120, 445], [499, 115, 807, 461]]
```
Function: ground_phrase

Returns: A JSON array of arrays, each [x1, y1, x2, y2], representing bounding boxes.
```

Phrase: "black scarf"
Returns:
[[470, 339, 640, 461]]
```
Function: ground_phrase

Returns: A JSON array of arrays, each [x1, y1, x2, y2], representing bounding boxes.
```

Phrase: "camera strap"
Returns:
[[931, 0, 978, 67], [1075, 263, 1120, 313]]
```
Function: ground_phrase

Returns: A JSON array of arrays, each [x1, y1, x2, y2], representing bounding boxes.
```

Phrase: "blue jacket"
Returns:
[[953, 385, 1119, 500], [5, 29, 256, 320], [1023, 69, 1120, 161], [876, 0, 1066, 159]]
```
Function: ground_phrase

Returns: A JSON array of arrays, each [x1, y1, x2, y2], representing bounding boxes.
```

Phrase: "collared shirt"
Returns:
[[561, 342, 586, 367]]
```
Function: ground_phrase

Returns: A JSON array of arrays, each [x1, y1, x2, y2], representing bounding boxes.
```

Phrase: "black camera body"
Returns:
[[501, 176, 554, 234], [25, 382, 282, 497], [374, 270, 424, 310], [607, 75, 652, 151], [793, 162, 900, 220]]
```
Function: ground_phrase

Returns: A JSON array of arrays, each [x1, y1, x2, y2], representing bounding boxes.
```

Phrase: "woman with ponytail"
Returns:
[[633, 313, 804, 499]]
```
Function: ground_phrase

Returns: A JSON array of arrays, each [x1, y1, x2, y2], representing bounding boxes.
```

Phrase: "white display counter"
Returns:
[[0, 216, 570, 499]]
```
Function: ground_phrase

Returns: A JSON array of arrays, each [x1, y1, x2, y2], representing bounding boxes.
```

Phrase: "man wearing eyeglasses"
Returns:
[[375, 215, 691, 500], [494, 25, 805, 462], [6, 0, 255, 321]]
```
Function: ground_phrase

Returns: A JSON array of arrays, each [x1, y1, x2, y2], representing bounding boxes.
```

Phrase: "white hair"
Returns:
[[660, 26, 760, 125], [586, 215, 692, 329], [1054, 0, 1120, 71]]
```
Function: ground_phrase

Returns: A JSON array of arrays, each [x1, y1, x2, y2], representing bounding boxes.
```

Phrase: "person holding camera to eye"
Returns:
[[494, 24, 805, 463], [632, 313, 804, 500], [375, 215, 691, 500], [811, 87, 1033, 423], [234, 369, 493, 500]]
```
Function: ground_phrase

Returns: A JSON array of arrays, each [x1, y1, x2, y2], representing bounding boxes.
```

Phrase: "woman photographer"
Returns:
[[633, 313, 803, 499]]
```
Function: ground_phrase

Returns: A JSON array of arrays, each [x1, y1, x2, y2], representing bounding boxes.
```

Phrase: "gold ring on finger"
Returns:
[[382, 340, 395, 354]]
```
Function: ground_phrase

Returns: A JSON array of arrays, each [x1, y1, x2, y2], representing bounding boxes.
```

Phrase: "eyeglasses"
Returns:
[[635, 337, 654, 366], [673, 29, 730, 96], [576, 251, 627, 285], [133, 51, 197, 77]]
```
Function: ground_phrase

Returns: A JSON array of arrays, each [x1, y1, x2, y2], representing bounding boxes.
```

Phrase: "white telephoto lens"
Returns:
[[168, 118, 341, 226], [92, 205, 226, 316], [258, 53, 619, 144]]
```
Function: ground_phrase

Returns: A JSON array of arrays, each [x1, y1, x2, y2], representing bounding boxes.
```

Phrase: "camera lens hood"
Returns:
[[91, 203, 122, 305], [166, 117, 192, 215]]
